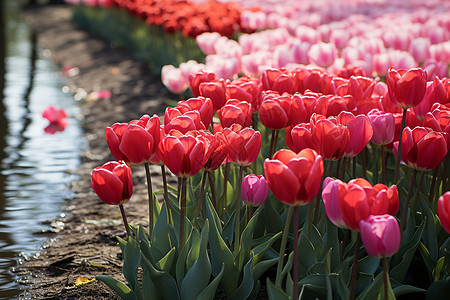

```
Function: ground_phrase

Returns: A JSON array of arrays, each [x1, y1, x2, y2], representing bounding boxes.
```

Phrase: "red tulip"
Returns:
[[226, 76, 262, 113], [359, 214, 401, 258], [222, 124, 261, 166], [286, 123, 314, 153], [176, 96, 213, 128], [367, 109, 395, 145], [241, 174, 269, 207], [335, 178, 399, 231], [347, 76, 376, 105], [158, 131, 206, 178], [188, 70, 217, 97], [164, 108, 206, 134], [264, 148, 324, 206], [199, 78, 227, 111], [91, 161, 133, 205], [291, 67, 323, 94], [438, 191, 450, 234], [413, 77, 449, 119], [261, 68, 294, 95], [423, 105, 450, 145], [337, 111, 373, 157], [258, 91, 291, 130], [396, 126, 448, 171], [387, 67, 427, 109], [218, 99, 252, 128], [311, 114, 350, 160], [105, 114, 161, 165]]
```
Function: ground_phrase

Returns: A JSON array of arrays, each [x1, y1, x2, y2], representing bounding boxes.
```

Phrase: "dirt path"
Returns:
[[17, 4, 176, 299]]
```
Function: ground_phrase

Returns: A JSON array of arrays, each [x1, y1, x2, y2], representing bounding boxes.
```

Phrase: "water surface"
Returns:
[[0, 2, 84, 298]]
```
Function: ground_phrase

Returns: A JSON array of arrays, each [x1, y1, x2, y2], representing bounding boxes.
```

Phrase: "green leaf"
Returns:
[[253, 257, 278, 283], [263, 197, 284, 234], [376, 271, 396, 300], [252, 232, 282, 265], [96, 275, 138, 300], [426, 278, 450, 299], [434, 256, 445, 281], [140, 254, 180, 300], [151, 202, 173, 260], [236, 210, 260, 271], [181, 220, 212, 300], [141, 263, 160, 300], [206, 197, 239, 294], [420, 198, 439, 263], [390, 219, 425, 283], [418, 242, 435, 281], [322, 219, 340, 272], [156, 247, 176, 273], [355, 272, 383, 300], [122, 237, 141, 294], [176, 228, 193, 287], [281, 252, 294, 285], [266, 278, 291, 300], [186, 228, 201, 271], [229, 257, 255, 300], [197, 263, 225, 300], [393, 285, 425, 297], [298, 230, 318, 277], [358, 256, 380, 275]]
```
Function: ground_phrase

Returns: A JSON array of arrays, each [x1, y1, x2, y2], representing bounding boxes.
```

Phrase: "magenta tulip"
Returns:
[[241, 174, 269, 207], [359, 214, 401, 258]]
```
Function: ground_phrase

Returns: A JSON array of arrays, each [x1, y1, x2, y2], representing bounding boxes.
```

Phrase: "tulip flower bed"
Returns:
[[64, 0, 450, 299], [89, 59, 450, 299]]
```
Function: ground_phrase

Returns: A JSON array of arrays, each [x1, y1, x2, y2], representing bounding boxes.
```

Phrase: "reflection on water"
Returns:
[[0, 2, 83, 298]]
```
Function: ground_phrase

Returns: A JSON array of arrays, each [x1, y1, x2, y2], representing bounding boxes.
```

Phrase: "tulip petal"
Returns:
[[91, 169, 124, 205]]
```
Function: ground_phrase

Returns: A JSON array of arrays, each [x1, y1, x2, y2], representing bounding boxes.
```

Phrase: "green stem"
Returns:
[[208, 171, 217, 210], [340, 157, 348, 180], [373, 145, 379, 183], [144, 162, 153, 237], [194, 171, 208, 222], [275, 206, 294, 287], [400, 169, 418, 232], [429, 167, 439, 212], [381, 145, 386, 183], [161, 165, 171, 224], [119, 204, 131, 240], [353, 157, 356, 178], [411, 171, 425, 216], [269, 129, 279, 158], [349, 233, 361, 300], [361, 147, 367, 179], [180, 177, 187, 248], [292, 206, 299, 300], [382, 257, 389, 300], [234, 166, 244, 255], [221, 163, 230, 216], [394, 108, 407, 183]]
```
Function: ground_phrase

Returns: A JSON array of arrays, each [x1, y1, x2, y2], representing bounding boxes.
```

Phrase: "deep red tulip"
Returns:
[[337, 111, 373, 157], [261, 68, 294, 95], [258, 91, 291, 130], [241, 174, 269, 207], [105, 114, 161, 165], [438, 191, 450, 234], [91, 161, 133, 205], [158, 131, 206, 178], [387, 67, 427, 109], [164, 108, 206, 134], [286, 123, 314, 153], [367, 109, 395, 145], [311, 114, 350, 160], [359, 214, 401, 258], [226, 76, 262, 113], [222, 124, 261, 166], [176, 96, 214, 128], [199, 78, 227, 111], [334, 178, 399, 231], [413, 77, 449, 119], [396, 126, 447, 171], [264, 148, 324, 206], [218, 99, 252, 128], [188, 70, 217, 97]]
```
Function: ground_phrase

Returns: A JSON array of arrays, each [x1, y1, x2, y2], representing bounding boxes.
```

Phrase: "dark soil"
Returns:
[[16, 4, 177, 299]]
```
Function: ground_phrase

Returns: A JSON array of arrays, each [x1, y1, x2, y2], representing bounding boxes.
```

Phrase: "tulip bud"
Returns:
[[91, 161, 133, 205], [359, 214, 401, 258], [241, 174, 269, 207]]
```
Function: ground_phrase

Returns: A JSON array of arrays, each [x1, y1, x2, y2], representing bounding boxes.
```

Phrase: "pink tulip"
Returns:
[[322, 177, 347, 229], [241, 174, 269, 207], [438, 191, 450, 234], [359, 214, 401, 258], [337, 112, 373, 158], [196, 32, 222, 55], [161, 65, 188, 94], [367, 109, 395, 146], [308, 42, 337, 68]]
